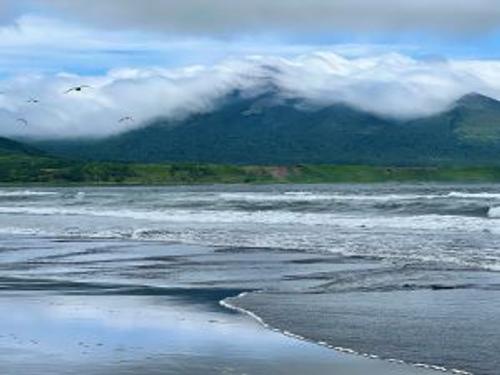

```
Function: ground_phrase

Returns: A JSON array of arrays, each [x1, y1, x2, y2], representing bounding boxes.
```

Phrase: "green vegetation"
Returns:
[[0, 136, 43, 156], [36, 92, 500, 167], [5, 92, 500, 186], [451, 93, 500, 142], [3, 152, 500, 185]]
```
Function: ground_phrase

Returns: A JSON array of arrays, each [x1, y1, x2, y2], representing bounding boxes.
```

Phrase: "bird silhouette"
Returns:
[[118, 116, 135, 123], [16, 118, 28, 126], [26, 97, 39, 104], [64, 85, 92, 94]]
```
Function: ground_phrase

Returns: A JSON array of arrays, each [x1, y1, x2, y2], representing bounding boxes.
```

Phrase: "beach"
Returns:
[[0, 184, 499, 374], [0, 280, 433, 375], [1, 241, 435, 375]]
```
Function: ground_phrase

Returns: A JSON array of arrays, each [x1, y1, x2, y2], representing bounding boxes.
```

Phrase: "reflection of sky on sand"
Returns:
[[0, 295, 434, 375], [1, 295, 266, 355]]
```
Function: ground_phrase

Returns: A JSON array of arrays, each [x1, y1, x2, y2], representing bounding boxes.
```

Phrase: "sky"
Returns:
[[1, 0, 500, 138]]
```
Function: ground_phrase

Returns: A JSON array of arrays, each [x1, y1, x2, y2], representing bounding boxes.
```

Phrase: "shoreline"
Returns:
[[0, 179, 500, 188], [219, 292, 473, 375]]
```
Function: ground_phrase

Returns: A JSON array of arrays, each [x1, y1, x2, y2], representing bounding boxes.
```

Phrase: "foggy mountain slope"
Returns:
[[34, 92, 500, 166]]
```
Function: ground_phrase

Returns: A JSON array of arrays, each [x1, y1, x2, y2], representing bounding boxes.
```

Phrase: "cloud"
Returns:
[[0, 15, 198, 75], [0, 60, 265, 138], [0, 15, 419, 77], [2, 52, 500, 139], [21, 0, 500, 36]]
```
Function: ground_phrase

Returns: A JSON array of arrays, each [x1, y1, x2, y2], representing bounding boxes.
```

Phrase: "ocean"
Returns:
[[0, 184, 499, 375]]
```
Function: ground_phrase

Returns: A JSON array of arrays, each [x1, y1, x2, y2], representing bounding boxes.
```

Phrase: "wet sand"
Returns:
[[0, 291, 435, 375]]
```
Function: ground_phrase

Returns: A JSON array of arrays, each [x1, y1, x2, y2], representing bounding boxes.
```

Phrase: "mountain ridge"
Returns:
[[0, 136, 45, 156], [32, 92, 500, 166]]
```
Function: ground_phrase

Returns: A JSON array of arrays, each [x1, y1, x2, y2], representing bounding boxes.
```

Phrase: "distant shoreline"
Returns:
[[3, 154, 500, 185]]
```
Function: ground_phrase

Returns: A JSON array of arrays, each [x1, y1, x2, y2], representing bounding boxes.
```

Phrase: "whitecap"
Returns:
[[0, 190, 57, 197], [487, 206, 500, 218]]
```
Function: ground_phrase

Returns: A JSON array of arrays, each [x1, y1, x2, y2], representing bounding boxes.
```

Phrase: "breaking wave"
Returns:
[[487, 206, 500, 218], [0, 190, 58, 197]]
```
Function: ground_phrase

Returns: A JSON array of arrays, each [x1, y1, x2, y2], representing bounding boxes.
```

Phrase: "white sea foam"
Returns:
[[217, 192, 331, 202], [218, 192, 451, 202], [0, 205, 496, 232], [209, 191, 500, 205], [75, 192, 86, 200], [447, 192, 500, 199], [0, 190, 58, 197], [487, 206, 500, 218], [0, 226, 52, 236]]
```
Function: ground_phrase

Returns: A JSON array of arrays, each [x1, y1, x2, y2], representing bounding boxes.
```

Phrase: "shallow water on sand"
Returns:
[[1, 184, 500, 374], [0, 241, 435, 375]]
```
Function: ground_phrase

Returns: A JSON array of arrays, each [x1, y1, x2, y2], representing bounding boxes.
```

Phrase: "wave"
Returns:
[[219, 192, 432, 202], [0, 226, 52, 236], [446, 192, 500, 199], [219, 192, 452, 202], [216, 191, 500, 202], [0, 190, 58, 197], [0, 205, 498, 231], [1, 188, 500, 201], [488, 206, 500, 218]]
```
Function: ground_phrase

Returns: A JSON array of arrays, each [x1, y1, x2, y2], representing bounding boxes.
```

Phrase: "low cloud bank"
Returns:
[[1, 52, 500, 139]]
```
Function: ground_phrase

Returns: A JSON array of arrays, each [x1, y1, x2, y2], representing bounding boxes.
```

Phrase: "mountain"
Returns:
[[0, 136, 44, 156], [34, 92, 500, 166]]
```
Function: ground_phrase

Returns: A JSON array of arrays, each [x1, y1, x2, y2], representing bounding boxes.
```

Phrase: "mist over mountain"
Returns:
[[4, 52, 500, 140], [34, 91, 500, 166]]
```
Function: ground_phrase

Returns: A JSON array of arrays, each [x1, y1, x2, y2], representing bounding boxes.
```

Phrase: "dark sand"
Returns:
[[0, 292, 435, 375]]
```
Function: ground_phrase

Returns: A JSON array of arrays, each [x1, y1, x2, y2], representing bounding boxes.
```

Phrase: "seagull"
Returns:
[[64, 85, 92, 94], [118, 116, 135, 123], [16, 118, 28, 126], [26, 97, 39, 104]]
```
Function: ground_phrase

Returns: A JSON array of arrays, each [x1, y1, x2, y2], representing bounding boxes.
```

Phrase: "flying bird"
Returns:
[[16, 118, 28, 126], [118, 116, 135, 123], [64, 85, 92, 94], [26, 97, 39, 104]]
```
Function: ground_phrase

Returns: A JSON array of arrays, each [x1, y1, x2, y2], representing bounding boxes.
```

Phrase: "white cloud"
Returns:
[[2, 52, 500, 139], [0, 15, 418, 76]]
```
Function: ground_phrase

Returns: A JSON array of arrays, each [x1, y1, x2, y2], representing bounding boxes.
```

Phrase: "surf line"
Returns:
[[219, 291, 474, 375]]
